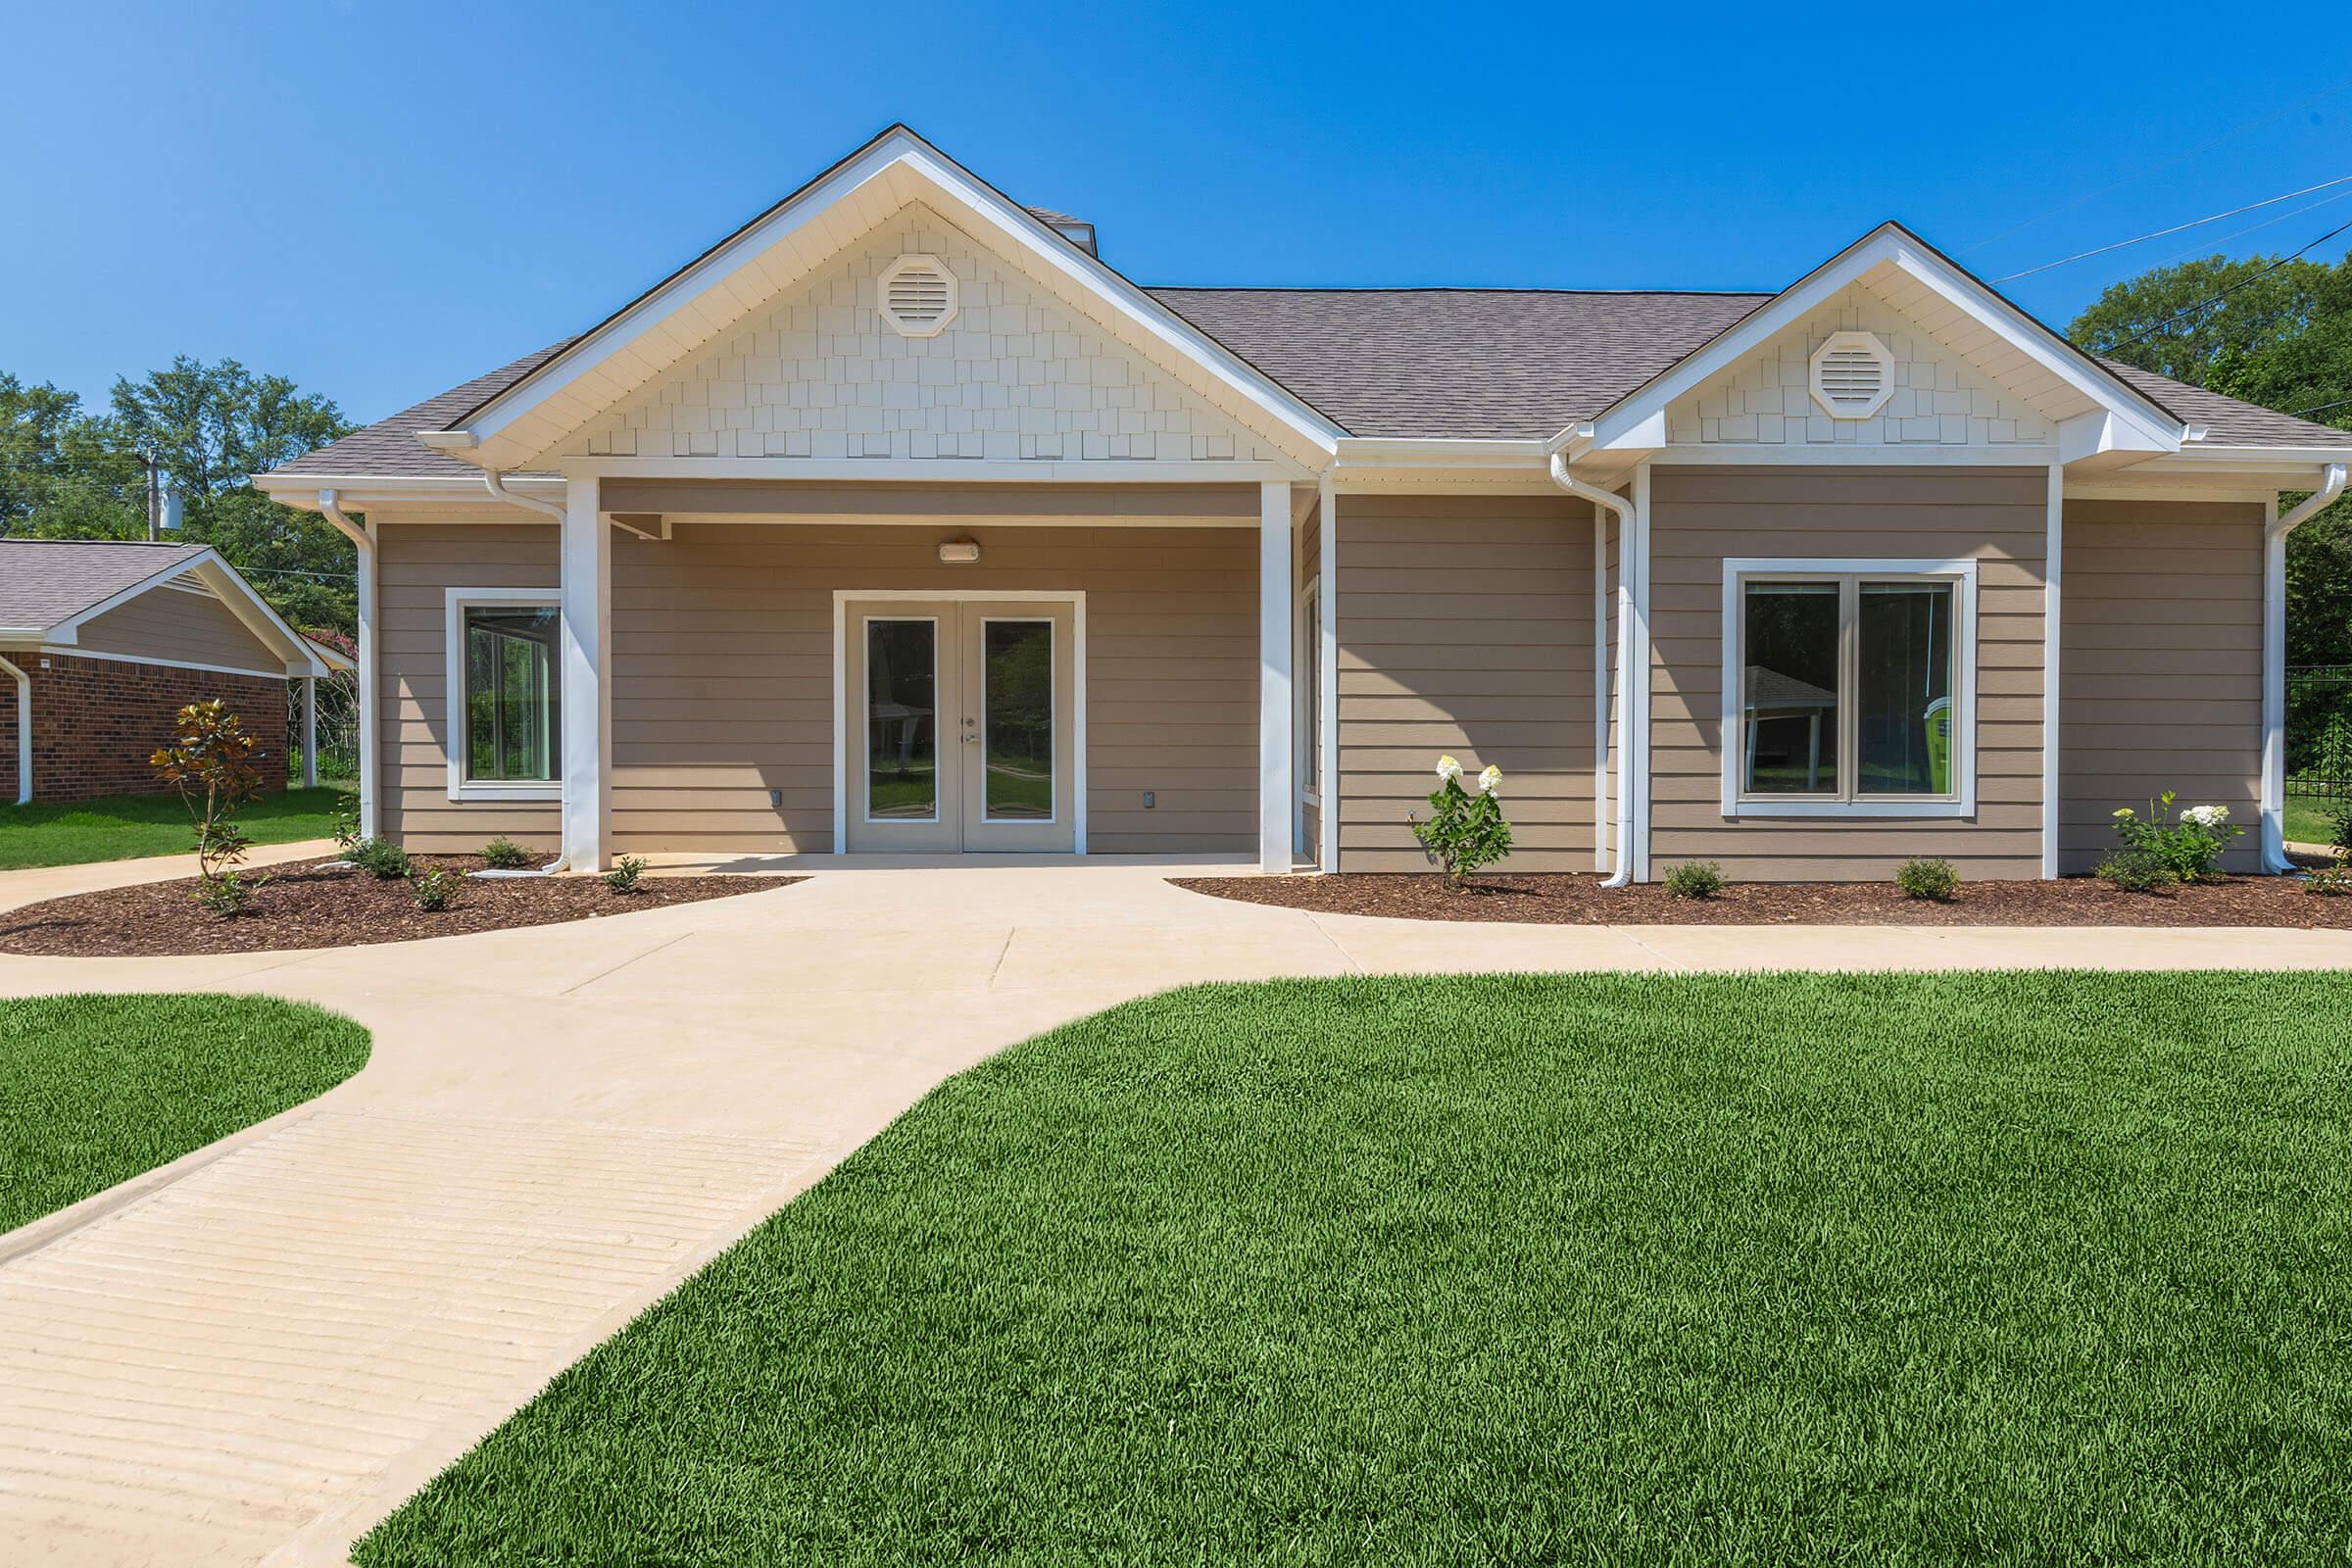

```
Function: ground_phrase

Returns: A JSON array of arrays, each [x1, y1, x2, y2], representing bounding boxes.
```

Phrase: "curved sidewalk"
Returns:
[[1, 851, 2347, 1567]]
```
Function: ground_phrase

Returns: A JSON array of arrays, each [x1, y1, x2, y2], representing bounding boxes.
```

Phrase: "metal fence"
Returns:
[[2288, 664, 2352, 800]]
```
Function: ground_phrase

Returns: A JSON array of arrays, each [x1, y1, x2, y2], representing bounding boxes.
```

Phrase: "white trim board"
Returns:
[[30, 645, 296, 680], [830, 588, 1088, 856], [1716, 557, 1981, 820], [442, 587, 564, 803]]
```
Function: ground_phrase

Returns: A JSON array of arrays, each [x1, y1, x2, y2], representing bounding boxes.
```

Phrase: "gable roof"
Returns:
[[0, 541, 210, 629], [254, 136, 2351, 484], [0, 538, 328, 673]]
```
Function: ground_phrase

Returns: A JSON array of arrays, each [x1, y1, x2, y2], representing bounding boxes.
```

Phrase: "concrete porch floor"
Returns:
[[0, 849, 2348, 1566]]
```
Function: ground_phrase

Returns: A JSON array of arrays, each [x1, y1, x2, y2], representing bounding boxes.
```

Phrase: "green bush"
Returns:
[[1407, 756, 1513, 885], [2112, 792, 2240, 884], [1662, 861, 1725, 900], [603, 855, 648, 895], [2096, 850, 2174, 893], [1894, 856, 1959, 902], [411, 866, 461, 911], [331, 791, 362, 851], [2329, 803, 2352, 857], [480, 836, 531, 869], [347, 836, 412, 880], [191, 867, 261, 918]]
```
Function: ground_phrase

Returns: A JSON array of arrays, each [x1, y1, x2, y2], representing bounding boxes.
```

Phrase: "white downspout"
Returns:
[[2264, 461, 2349, 872], [318, 490, 376, 839], [0, 656, 29, 805], [1549, 449, 1638, 886], [482, 468, 569, 523]]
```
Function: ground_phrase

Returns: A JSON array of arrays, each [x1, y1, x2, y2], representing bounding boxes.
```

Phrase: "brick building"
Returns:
[[0, 540, 337, 804]]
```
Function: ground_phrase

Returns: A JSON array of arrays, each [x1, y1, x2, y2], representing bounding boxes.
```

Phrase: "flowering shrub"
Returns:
[[2305, 857, 2352, 898], [1408, 755, 1513, 885], [2111, 792, 2241, 884]]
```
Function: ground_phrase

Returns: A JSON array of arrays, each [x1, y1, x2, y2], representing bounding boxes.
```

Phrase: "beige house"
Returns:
[[256, 125, 2351, 881]]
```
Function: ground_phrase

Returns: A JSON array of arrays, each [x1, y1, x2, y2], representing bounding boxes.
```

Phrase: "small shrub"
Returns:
[[481, 836, 531, 869], [2329, 804, 2352, 857], [191, 868, 260, 918], [2112, 792, 2240, 883], [151, 699, 266, 890], [1894, 856, 1959, 902], [2304, 861, 2352, 897], [2096, 849, 2175, 893], [347, 836, 412, 880], [1662, 861, 1726, 900], [411, 865, 461, 911], [603, 855, 648, 895], [1408, 756, 1513, 885], [330, 791, 362, 851]]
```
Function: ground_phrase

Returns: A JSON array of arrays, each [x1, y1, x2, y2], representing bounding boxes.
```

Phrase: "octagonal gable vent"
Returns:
[[878, 254, 958, 338], [1808, 330, 1895, 418]]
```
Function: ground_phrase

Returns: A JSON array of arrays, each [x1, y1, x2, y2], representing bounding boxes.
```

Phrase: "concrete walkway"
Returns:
[[1, 851, 2348, 1567]]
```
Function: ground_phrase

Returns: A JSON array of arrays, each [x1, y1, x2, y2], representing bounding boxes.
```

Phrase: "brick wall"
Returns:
[[0, 654, 288, 803]]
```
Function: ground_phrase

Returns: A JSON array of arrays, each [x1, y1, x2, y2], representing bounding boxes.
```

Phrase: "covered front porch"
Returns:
[[392, 475, 1339, 874]]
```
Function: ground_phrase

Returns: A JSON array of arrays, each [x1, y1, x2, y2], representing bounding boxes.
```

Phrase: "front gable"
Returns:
[[564, 203, 1282, 466], [1667, 281, 2059, 451]]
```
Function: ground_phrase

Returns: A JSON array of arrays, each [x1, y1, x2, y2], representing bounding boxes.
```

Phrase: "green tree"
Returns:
[[0, 358, 358, 633], [2071, 248, 2352, 665]]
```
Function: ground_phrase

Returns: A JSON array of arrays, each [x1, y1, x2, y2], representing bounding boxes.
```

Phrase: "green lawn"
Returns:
[[2286, 790, 2343, 849], [0, 785, 351, 871], [0, 995, 369, 1233], [359, 972, 2352, 1567]]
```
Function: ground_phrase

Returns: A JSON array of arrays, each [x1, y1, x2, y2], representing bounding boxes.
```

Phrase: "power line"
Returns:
[[2101, 216, 2352, 353], [2143, 185, 2352, 270], [1963, 70, 2352, 254], [1991, 172, 2352, 281], [2289, 395, 2352, 419]]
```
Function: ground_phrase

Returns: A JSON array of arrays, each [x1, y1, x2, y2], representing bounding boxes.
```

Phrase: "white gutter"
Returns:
[[318, 490, 378, 840], [0, 656, 29, 804], [482, 468, 569, 522], [2264, 461, 2349, 872], [1548, 448, 1638, 886]]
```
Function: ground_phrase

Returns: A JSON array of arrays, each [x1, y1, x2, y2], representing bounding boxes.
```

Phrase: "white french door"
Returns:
[[843, 598, 1076, 853]]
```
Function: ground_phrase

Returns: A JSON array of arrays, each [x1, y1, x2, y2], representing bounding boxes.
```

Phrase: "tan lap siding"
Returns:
[[376, 523, 563, 851], [1647, 466, 2046, 882], [611, 522, 1256, 855], [2060, 499, 2263, 873], [1336, 495, 1595, 872], [76, 586, 284, 674]]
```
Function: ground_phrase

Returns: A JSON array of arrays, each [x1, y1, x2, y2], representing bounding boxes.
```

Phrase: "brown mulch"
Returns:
[[0, 856, 800, 957], [1171, 871, 2352, 928]]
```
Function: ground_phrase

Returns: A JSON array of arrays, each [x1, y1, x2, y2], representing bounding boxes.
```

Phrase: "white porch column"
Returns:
[[300, 674, 318, 789], [1318, 476, 1339, 873], [560, 475, 612, 870], [2042, 465, 2063, 879], [1258, 479, 1295, 873]]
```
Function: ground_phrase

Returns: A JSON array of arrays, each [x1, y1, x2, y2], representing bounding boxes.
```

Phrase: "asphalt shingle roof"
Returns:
[[264, 289, 2346, 479], [0, 540, 209, 631]]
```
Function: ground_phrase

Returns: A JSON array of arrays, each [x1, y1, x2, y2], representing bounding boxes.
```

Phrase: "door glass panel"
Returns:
[[1741, 581, 1840, 795], [866, 619, 937, 819], [982, 619, 1054, 820], [1858, 582, 1955, 796]]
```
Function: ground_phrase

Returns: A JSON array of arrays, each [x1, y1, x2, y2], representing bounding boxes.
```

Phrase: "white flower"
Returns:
[[1478, 764, 1503, 796], [2182, 804, 2229, 830], [1436, 755, 1463, 784]]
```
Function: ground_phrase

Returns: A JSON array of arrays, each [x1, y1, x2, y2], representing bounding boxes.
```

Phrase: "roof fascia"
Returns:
[[183, 556, 330, 674], [1581, 223, 2187, 458], [446, 126, 1343, 470]]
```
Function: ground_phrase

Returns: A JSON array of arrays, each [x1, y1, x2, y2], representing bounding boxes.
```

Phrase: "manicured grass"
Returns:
[[359, 972, 2352, 1567], [0, 785, 352, 870], [2286, 790, 2342, 849], [0, 994, 368, 1233]]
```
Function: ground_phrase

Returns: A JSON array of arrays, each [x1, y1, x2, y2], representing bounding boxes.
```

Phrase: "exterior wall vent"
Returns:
[[877, 254, 958, 338], [1807, 330, 1895, 418]]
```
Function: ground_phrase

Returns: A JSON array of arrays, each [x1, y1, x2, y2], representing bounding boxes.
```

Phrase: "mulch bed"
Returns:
[[0, 856, 798, 957], [1172, 871, 2352, 928]]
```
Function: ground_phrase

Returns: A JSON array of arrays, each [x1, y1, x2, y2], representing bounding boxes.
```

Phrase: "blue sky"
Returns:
[[5, 1, 2348, 426]]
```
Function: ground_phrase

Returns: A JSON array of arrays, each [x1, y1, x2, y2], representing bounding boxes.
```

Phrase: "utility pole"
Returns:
[[139, 447, 160, 541]]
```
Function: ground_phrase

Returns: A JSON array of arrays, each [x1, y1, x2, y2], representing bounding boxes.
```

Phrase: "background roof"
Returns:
[[0, 540, 209, 630]]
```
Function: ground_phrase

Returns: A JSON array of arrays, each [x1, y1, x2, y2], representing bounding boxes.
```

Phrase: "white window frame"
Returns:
[[1719, 557, 1978, 819], [444, 587, 562, 802]]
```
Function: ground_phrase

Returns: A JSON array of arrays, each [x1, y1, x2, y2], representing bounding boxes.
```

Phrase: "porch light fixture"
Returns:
[[938, 538, 981, 564]]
